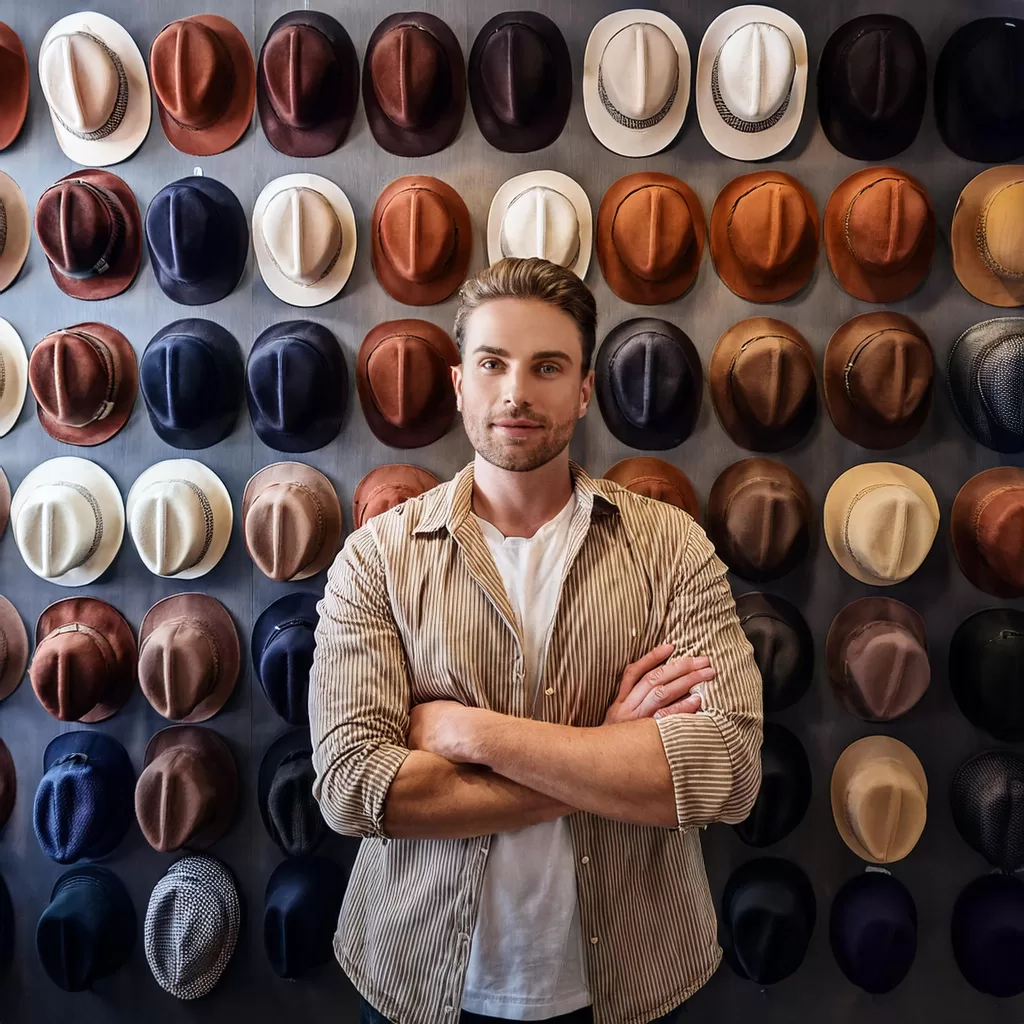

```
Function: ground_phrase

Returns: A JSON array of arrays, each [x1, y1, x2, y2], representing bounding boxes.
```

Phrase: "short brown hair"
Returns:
[[454, 257, 598, 371]]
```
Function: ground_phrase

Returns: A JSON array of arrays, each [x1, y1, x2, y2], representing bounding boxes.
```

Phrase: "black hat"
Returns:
[[951, 749, 1024, 870], [258, 729, 328, 857], [735, 592, 813, 712], [595, 318, 702, 451], [252, 593, 320, 726], [952, 873, 1024, 997], [0, 873, 12, 973]]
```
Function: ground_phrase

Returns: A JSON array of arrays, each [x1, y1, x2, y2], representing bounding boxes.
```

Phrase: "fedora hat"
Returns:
[[29, 323, 138, 446], [487, 171, 591, 279], [258, 11, 359, 157], [35, 169, 141, 300], [150, 15, 255, 157], [709, 317, 817, 452], [596, 172, 705, 304], [357, 319, 459, 449], [710, 172, 819, 302], [126, 459, 232, 579], [583, 10, 690, 158], [707, 458, 812, 582], [954, 875, 1024, 997], [0, 172, 30, 292], [823, 462, 938, 586], [38, 12, 150, 165], [0, 318, 27, 435], [252, 593, 319, 726], [138, 594, 239, 723], [253, 173, 356, 307], [11, 458, 124, 586], [952, 467, 1024, 598], [735, 592, 812, 711], [243, 462, 342, 581], [602, 457, 699, 520], [363, 12, 465, 157], [697, 6, 808, 161], [353, 464, 442, 530], [258, 730, 327, 858], [595, 318, 702, 451], [30, 597, 135, 723], [0, 739, 13, 830], [0, 596, 27, 703], [0, 24, 28, 150], [952, 750, 1024, 871]]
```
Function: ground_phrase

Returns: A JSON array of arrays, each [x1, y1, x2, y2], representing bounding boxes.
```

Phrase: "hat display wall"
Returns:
[[952, 467, 1024, 598], [353, 464, 441, 530], [0, 24, 28, 150], [0, 596, 27, 703], [952, 874, 1024, 998], [0, 318, 27, 435], [252, 593, 319, 726], [735, 591, 813, 712], [0, 172, 30, 292], [951, 750, 1024, 871], [258, 730, 328, 858], [602, 457, 699, 520]]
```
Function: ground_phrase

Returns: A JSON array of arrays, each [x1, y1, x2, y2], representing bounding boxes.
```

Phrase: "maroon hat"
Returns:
[[0, 594, 27, 702], [952, 467, 1024, 598], [353, 464, 442, 530], [0, 23, 29, 150]]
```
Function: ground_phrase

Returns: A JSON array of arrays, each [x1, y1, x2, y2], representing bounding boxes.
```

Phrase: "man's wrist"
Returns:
[[452, 706, 504, 764]]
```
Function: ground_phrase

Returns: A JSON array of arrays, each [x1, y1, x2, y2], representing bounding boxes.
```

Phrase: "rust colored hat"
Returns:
[[29, 323, 138, 447], [710, 172, 819, 303], [602, 457, 700, 521], [34, 169, 141, 300], [709, 317, 817, 453], [707, 458, 812, 582], [0, 23, 28, 150], [150, 14, 256, 157], [30, 598, 136, 724], [824, 167, 935, 303], [371, 175, 472, 306], [951, 467, 1024, 598], [823, 312, 934, 450], [0, 739, 13, 830], [357, 319, 460, 449], [353, 464, 441, 530], [0, 595, 27, 702], [138, 594, 240, 723]]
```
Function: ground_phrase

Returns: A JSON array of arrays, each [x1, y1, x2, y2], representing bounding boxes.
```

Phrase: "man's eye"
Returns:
[[481, 359, 498, 370], [539, 364, 559, 374]]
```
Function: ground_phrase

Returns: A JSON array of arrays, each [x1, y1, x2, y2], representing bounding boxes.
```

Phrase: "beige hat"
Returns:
[[0, 317, 26, 436], [0, 172, 29, 292]]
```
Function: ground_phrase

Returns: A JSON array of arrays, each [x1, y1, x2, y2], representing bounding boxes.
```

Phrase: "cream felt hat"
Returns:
[[0, 171, 29, 293], [0, 318, 26, 437]]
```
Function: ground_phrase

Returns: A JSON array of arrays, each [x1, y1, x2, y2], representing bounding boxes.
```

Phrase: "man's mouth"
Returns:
[[493, 418, 544, 437]]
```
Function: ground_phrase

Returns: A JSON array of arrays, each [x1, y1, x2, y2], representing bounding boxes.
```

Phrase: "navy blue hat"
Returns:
[[34, 731, 135, 864], [259, 729, 327, 857], [145, 176, 248, 305], [246, 321, 348, 453], [253, 593, 320, 725], [952, 872, 1024, 997], [36, 866, 136, 992], [140, 319, 244, 450]]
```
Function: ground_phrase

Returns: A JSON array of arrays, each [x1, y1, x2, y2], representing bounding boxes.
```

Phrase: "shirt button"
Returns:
[[545, 687, 554, 696], [444, 1005, 454, 1013], [631, 628, 637, 637], [590, 936, 599, 945], [581, 855, 590, 864]]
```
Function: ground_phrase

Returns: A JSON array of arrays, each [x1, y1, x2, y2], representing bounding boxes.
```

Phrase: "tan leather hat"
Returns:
[[602, 457, 700, 521], [951, 467, 1024, 598], [0, 594, 27, 702], [353, 464, 441, 530]]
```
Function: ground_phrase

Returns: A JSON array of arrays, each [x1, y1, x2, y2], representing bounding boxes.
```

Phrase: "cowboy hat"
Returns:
[[0, 172, 29, 292], [353, 464, 442, 530], [0, 317, 26, 435], [0, 24, 28, 150], [602, 457, 699, 520], [951, 467, 1024, 598]]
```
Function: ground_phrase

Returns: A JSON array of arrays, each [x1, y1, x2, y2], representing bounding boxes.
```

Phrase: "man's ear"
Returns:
[[451, 363, 463, 412], [578, 368, 595, 417]]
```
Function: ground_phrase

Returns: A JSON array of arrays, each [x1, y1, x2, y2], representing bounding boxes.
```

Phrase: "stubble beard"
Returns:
[[463, 409, 578, 473]]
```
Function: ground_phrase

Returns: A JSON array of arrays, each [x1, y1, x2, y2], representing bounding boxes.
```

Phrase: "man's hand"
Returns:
[[603, 643, 715, 725], [408, 700, 490, 763]]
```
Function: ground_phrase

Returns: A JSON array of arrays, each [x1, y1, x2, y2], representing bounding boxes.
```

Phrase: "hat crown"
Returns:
[[610, 330, 693, 430], [249, 337, 329, 435], [599, 22, 678, 122], [501, 185, 579, 267], [263, 24, 339, 129], [962, 27, 1024, 122], [845, 175, 929, 274], [729, 182, 808, 280], [480, 22, 551, 127], [844, 28, 918, 121], [846, 328, 932, 427], [267, 754, 323, 855], [976, 334, 1024, 442], [139, 618, 219, 720], [35, 180, 121, 279], [35, 755, 104, 861], [844, 756, 926, 861], [844, 483, 937, 583], [245, 480, 323, 581], [130, 479, 213, 576], [30, 329, 115, 429], [367, 333, 448, 428], [359, 482, 418, 525], [371, 24, 450, 130], [148, 186, 218, 283], [142, 334, 221, 431], [743, 612, 804, 707], [724, 477, 806, 574], [731, 335, 813, 431], [716, 22, 794, 123], [261, 621, 315, 725], [612, 184, 693, 281], [263, 186, 342, 286], [953, 751, 1024, 870], [16, 483, 99, 578], [378, 185, 456, 283], [843, 620, 930, 720], [980, 181, 1024, 278], [151, 20, 234, 129], [32, 625, 111, 720], [137, 747, 217, 851], [41, 32, 120, 136], [976, 487, 1024, 588]]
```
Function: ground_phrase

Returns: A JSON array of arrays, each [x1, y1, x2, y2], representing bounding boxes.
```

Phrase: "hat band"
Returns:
[[52, 480, 104, 565], [54, 182, 125, 280], [0, 196, 7, 258], [50, 621, 115, 672], [0, 628, 7, 674], [263, 616, 315, 657], [168, 479, 215, 570], [0, 352, 6, 403], [50, 33, 130, 141], [976, 184, 1024, 280], [63, 330, 119, 424], [843, 331, 915, 424], [711, 53, 791, 133], [597, 66, 678, 129], [841, 482, 897, 580]]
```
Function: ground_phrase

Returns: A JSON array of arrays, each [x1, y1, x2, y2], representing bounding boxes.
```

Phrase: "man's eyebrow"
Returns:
[[472, 345, 573, 361]]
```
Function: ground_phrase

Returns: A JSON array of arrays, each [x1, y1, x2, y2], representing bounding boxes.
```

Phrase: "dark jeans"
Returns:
[[359, 996, 683, 1024]]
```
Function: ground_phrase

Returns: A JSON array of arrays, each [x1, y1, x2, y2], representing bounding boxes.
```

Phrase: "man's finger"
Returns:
[[622, 657, 714, 712], [654, 694, 703, 719], [634, 671, 712, 717], [614, 642, 675, 701]]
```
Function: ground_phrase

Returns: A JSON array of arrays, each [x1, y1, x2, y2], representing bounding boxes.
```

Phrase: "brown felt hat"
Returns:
[[30, 598, 136, 724], [0, 738, 14, 830], [602, 457, 700, 521], [824, 167, 935, 303], [951, 467, 1024, 598], [0, 171, 29, 294], [0, 594, 27, 702], [29, 323, 138, 447], [150, 14, 255, 157], [138, 594, 240, 723], [823, 312, 934, 450], [709, 317, 817, 453], [353, 464, 441, 530], [135, 725, 238, 852], [242, 462, 342, 581], [0, 23, 28, 151], [371, 175, 472, 306], [34, 169, 141, 300], [596, 172, 705, 305], [710, 172, 819, 303]]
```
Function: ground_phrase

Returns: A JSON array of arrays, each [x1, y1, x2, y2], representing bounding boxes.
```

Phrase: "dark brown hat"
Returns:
[[150, 14, 256, 157], [710, 172, 819, 303], [34, 170, 141, 300], [0, 594, 27, 702], [823, 312, 934, 450], [31, 598, 136, 724], [0, 23, 29, 151], [135, 725, 238, 852], [363, 12, 465, 157], [0, 738, 14, 830], [138, 594, 240, 723], [824, 167, 935, 303], [827, 596, 930, 722], [709, 317, 817, 453], [597, 172, 706, 305], [358, 319, 460, 449], [602, 457, 700, 521], [353, 464, 441, 530], [952, 467, 1024, 598], [29, 323, 138, 447]]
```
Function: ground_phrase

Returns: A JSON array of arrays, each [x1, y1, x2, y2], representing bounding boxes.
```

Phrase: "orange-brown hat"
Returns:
[[353, 464, 441, 530], [602, 457, 699, 521], [0, 23, 28, 150], [951, 467, 1024, 598]]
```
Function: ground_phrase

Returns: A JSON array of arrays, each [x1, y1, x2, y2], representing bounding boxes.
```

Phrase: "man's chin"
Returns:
[[474, 435, 571, 473]]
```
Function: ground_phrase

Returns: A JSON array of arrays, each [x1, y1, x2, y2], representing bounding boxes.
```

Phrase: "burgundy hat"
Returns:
[[0, 23, 29, 150], [952, 467, 1024, 598], [353, 464, 441, 530], [0, 594, 27, 702], [602, 457, 700, 521]]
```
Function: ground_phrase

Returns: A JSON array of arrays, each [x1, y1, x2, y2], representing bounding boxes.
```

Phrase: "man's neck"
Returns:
[[470, 450, 574, 539]]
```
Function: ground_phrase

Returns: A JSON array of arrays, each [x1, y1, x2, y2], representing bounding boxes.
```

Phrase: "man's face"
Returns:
[[452, 297, 594, 472]]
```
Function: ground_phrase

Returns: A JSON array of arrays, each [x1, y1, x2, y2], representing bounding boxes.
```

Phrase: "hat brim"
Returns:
[[0, 172, 29, 293], [602, 456, 700, 521], [951, 467, 1024, 598], [257, 728, 315, 850], [0, 24, 28, 151], [0, 318, 26, 437], [353, 464, 442, 530], [251, 592, 320, 685], [0, 595, 26, 702]]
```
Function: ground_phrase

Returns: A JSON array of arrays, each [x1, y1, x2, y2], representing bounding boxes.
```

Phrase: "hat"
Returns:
[[243, 462, 342, 581], [823, 462, 939, 586], [0, 318, 27, 435], [138, 594, 240, 723], [831, 735, 927, 864], [357, 319, 459, 449], [11, 458, 124, 586], [253, 173, 356, 307], [135, 726, 238, 853], [706, 458, 811, 582], [709, 317, 817, 452], [594, 318, 702, 451], [952, 467, 1024, 598], [735, 591, 812, 712], [30, 597, 135, 723], [952, 750, 1024, 871], [145, 854, 240, 1000], [150, 15, 255, 157], [258, 729, 328, 858], [0, 24, 28, 150], [602, 457, 699, 520], [33, 731, 134, 864], [363, 12, 465, 157], [0, 596, 27, 703], [372, 175, 472, 304], [0, 739, 13, 830], [353, 464, 442, 530], [258, 11, 359, 157], [952, 873, 1024, 997], [140, 319, 244, 450], [0, 172, 30, 292], [697, 6, 808, 161], [709, 172, 819, 302], [126, 459, 232, 579], [29, 323, 138, 446], [34, 169, 141, 300], [487, 171, 591, 279], [596, 172, 705, 304], [38, 12, 150, 165], [252, 592, 319, 726], [0, 469, 6, 539], [817, 16, 926, 160], [582, 10, 690, 158]]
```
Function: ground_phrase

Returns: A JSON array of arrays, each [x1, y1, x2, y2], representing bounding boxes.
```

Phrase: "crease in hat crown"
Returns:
[[712, 21, 794, 131], [598, 21, 679, 129], [263, 186, 342, 286], [500, 186, 580, 268], [842, 483, 934, 582], [131, 478, 213, 576], [18, 480, 102, 578]]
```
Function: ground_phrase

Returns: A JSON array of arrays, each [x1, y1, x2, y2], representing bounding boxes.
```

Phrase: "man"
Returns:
[[309, 257, 764, 1024]]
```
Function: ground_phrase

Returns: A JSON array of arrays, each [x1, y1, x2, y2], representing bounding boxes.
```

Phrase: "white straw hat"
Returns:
[[0, 318, 26, 437], [0, 171, 29, 293]]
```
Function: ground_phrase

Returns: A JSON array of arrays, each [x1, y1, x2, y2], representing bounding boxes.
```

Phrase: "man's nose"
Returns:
[[502, 366, 531, 406]]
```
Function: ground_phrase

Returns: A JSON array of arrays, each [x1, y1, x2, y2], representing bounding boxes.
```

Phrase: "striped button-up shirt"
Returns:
[[309, 459, 764, 1024]]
